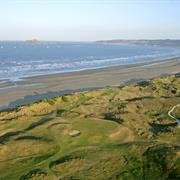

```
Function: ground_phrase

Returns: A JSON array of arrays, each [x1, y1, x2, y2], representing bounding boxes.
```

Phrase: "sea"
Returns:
[[0, 41, 180, 82]]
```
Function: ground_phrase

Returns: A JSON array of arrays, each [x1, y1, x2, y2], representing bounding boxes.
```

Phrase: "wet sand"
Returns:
[[0, 58, 180, 109]]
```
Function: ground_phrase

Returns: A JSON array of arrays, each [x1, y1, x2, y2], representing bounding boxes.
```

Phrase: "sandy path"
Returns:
[[168, 104, 180, 126]]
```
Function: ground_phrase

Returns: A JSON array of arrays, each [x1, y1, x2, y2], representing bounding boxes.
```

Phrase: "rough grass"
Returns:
[[0, 74, 179, 179]]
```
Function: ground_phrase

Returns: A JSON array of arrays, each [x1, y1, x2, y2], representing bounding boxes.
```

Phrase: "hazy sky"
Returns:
[[0, 0, 180, 41]]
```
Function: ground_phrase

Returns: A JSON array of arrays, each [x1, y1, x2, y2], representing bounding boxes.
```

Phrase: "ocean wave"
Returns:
[[0, 54, 175, 77], [0, 42, 180, 81]]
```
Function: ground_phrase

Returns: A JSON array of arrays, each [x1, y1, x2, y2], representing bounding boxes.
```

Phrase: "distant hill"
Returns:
[[97, 39, 180, 48]]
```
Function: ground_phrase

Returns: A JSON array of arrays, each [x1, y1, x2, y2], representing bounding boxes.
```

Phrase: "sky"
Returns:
[[0, 0, 180, 41]]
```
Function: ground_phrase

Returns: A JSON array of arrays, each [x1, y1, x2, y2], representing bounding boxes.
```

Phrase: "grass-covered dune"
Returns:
[[0, 74, 180, 180]]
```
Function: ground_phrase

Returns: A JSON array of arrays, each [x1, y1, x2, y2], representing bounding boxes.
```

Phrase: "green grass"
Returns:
[[0, 74, 179, 179]]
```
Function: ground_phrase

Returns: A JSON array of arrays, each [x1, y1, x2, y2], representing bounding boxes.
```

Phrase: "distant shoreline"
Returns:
[[0, 57, 179, 110], [96, 39, 180, 48]]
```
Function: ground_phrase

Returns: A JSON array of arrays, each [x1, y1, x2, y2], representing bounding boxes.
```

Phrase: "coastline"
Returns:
[[0, 57, 179, 110]]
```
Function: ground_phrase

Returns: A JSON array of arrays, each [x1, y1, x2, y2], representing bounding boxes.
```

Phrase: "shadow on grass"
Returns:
[[24, 112, 57, 131], [126, 96, 154, 102], [49, 154, 82, 169], [0, 131, 22, 144], [149, 122, 178, 135], [0, 87, 104, 112], [0, 111, 57, 144], [19, 169, 47, 180], [14, 135, 50, 142], [103, 112, 124, 124]]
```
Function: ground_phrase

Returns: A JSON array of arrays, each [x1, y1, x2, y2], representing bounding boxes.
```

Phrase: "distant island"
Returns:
[[25, 39, 45, 44]]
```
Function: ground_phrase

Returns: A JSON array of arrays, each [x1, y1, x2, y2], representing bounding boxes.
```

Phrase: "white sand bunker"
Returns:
[[69, 130, 81, 137]]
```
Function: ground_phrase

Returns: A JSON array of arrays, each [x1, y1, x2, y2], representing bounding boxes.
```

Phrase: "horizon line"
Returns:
[[0, 38, 180, 42]]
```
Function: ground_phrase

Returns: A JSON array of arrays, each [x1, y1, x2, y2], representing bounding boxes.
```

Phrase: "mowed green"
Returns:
[[0, 74, 180, 179]]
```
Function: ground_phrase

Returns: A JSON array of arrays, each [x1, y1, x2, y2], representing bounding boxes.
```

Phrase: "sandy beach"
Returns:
[[0, 58, 180, 109]]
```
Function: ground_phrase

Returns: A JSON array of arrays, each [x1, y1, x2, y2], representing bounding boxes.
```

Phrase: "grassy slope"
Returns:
[[0, 74, 179, 180]]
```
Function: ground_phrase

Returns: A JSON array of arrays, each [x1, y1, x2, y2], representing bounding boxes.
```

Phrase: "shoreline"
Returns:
[[8, 56, 180, 82], [0, 57, 179, 110]]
